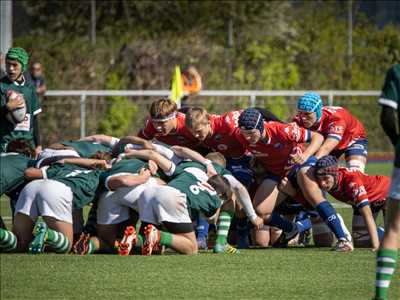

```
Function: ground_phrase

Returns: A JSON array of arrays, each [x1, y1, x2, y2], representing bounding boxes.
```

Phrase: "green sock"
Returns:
[[134, 234, 144, 252], [215, 211, 233, 245], [45, 229, 70, 253], [0, 228, 17, 252], [160, 231, 172, 247], [375, 248, 398, 300], [87, 239, 97, 254]]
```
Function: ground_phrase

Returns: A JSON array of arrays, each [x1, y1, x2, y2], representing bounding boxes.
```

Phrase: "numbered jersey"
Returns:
[[168, 161, 222, 219], [0, 153, 35, 195], [61, 140, 111, 158], [294, 106, 367, 151], [0, 76, 42, 151], [46, 163, 102, 209], [238, 121, 310, 178], [138, 112, 199, 147], [329, 168, 390, 209], [99, 158, 148, 191], [202, 111, 247, 158]]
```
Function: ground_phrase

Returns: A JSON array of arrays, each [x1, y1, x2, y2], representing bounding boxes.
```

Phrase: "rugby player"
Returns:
[[374, 63, 400, 300]]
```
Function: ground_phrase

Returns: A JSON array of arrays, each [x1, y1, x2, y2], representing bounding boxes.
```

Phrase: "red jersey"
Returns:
[[238, 121, 311, 178], [329, 168, 390, 209], [138, 112, 199, 147], [201, 111, 247, 158], [294, 106, 366, 151]]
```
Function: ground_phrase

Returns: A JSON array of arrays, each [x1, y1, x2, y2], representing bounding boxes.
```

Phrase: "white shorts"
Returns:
[[97, 177, 159, 225], [15, 179, 73, 223], [138, 185, 191, 225], [389, 167, 400, 200]]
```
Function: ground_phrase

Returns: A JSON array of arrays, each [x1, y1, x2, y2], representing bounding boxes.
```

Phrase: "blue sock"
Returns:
[[295, 217, 312, 233], [315, 200, 346, 240], [196, 215, 209, 240], [267, 212, 294, 232], [377, 227, 385, 241], [294, 211, 312, 233]]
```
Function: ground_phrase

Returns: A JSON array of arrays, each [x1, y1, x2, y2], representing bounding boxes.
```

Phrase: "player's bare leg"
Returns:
[[11, 213, 35, 252]]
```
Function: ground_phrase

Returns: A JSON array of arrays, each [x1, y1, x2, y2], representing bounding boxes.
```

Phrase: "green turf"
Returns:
[[1, 249, 399, 300], [1, 162, 398, 300]]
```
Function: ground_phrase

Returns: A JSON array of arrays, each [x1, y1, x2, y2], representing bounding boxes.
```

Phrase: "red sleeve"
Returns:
[[347, 175, 369, 206], [138, 118, 155, 140], [282, 122, 310, 143], [224, 111, 241, 129], [326, 118, 346, 141]]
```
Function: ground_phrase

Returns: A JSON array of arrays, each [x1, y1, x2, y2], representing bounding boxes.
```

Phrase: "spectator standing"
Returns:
[[30, 62, 47, 99]]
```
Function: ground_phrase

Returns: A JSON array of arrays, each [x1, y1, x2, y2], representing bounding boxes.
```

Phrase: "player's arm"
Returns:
[[315, 137, 340, 159], [290, 130, 324, 165], [123, 149, 175, 175], [24, 167, 45, 180], [358, 203, 380, 251], [79, 134, 120, 147], [112, 135, 155, 156], [222, 173, 263, 229], [58, 157, 111, 170], [380, 106, 399, 146], [106, 168, 151, 191], [171, 145, 217, 176]]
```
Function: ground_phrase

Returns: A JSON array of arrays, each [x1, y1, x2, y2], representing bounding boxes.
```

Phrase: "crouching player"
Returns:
[[138, 173, 234, 256], [237, 108, 324, 247], [313, 156, 389, 250], [73, 157, 161, 255], [0, 158, 106, 253], [122, 148, 246, 255]]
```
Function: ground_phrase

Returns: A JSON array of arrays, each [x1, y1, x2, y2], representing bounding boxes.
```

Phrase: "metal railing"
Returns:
[[45, 90, 380, 138]]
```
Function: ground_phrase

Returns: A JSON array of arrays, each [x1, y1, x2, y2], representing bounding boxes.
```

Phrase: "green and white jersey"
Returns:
[[378, 64, 400, 167], [168, 161, 223, 219], [61, 140, 111, 158], [45, 163, 102, 209], [0, 152, 35, 195], [0, 76, 42, 151], [99, 158, 148, 191], [172, 161, 231, 177]]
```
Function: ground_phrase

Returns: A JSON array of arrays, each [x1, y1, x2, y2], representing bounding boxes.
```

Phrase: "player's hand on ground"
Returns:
[[251, 216, 264, 230]]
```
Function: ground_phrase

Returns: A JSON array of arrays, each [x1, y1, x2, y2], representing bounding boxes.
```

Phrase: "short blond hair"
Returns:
[[185, 107, 209, 129], [149, 98, 177, 119], [205, 152, 226, 168]]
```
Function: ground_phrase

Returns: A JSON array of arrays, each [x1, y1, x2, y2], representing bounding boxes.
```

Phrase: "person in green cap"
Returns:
[[0, 47, 42, 156]]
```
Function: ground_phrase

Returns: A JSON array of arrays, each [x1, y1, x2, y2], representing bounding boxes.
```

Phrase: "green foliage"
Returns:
[[98, 73, 138, 137]]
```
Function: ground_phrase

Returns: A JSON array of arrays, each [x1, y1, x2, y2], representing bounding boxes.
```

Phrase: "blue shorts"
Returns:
[[287, 156, 318, 188], [226, 156, 254, 188], [330, 139, 368, 159]]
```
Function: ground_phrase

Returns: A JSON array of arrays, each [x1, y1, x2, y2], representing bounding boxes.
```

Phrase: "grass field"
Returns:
[[1, 162, 399, 300]]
